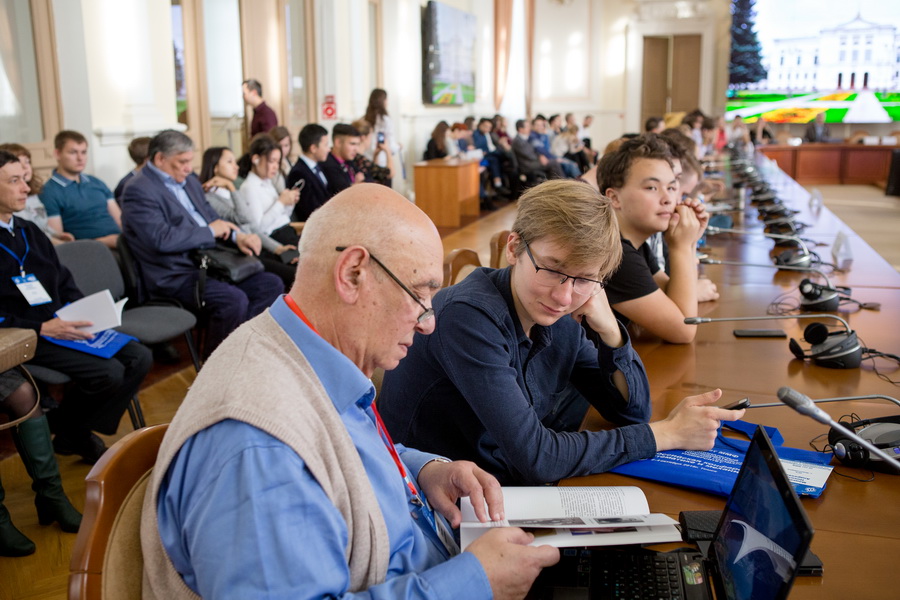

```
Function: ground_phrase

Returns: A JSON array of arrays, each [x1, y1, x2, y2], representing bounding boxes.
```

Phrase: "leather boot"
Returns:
[[0, 476, 36, 557], [12, 415, 82, 533]]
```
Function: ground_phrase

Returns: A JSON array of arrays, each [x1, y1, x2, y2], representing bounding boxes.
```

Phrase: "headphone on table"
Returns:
[[789, 322, 862, 369], [828, 415, 900, 472], [798, 279, 880, 312], [774, 248, 813, 267]]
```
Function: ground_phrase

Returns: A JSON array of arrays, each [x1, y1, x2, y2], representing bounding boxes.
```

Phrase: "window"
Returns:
[[865, 49, 872, 62], [839, 50, 845, 61], [814, 54, 818, 65], [852, 49, 858, 62], [0, 0, 44, 143], [796, 56, 801, 66], [0, 0, 62, 170]]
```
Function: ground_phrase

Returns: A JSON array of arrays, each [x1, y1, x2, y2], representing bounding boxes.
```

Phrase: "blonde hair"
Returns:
[[511, 179, 621, 280]]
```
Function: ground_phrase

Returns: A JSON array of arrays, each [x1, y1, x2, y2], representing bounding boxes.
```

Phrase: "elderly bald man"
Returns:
[[141, 184, 559, 600]]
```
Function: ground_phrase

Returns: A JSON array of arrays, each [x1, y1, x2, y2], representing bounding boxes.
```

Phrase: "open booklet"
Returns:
[[55, 290, 127, 334], [460, 486, 681, 550]]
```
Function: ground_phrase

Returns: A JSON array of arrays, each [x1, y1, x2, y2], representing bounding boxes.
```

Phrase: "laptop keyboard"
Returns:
[[590, 550, 684, 599]]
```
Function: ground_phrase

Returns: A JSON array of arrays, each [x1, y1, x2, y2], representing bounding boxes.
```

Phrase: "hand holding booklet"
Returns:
[[55, 290, 127, 334], [460, 486, 681, 550], [43, 290, 135, 358]]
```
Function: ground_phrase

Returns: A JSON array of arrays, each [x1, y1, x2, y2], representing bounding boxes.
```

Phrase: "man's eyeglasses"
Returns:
[[335, 246, 435, 323], [521, 238, 604, 297]]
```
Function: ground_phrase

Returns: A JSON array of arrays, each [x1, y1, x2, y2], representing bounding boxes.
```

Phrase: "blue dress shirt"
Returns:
[[379, 267, 656, 485], [157, 297, 492, 599]]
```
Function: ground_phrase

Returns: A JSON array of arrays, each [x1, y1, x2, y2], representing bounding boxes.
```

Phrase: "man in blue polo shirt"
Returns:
[[40, 130, 122, 249]]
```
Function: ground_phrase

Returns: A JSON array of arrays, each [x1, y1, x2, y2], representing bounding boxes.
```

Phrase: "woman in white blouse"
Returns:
[[201, 144, 297, 287], [237, 136, 300, 247]]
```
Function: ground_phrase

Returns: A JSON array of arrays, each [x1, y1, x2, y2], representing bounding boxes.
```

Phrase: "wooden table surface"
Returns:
[[563, 156, 899, 598]]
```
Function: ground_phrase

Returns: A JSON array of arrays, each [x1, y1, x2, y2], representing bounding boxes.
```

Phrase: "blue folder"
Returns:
[[610, 420, 833, 498]]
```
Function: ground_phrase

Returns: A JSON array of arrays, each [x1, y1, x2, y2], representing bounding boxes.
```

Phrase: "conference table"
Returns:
[[564, 155, 899, 598]]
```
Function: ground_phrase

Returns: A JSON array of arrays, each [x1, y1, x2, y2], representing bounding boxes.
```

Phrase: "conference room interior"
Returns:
[[2, 0, 900, 598]]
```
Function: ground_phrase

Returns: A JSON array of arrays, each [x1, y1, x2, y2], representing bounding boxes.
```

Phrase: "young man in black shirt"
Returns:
[[597, 135, 715, 343]]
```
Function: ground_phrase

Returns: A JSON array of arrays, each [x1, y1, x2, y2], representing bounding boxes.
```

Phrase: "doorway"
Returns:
[[641, 34, 701, 128]]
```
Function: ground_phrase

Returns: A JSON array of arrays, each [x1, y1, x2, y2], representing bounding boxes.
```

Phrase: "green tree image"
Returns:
[[730, 0, 767, 88]]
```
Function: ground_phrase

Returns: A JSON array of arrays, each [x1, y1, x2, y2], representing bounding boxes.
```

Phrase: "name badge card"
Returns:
[[13, 274, 52, 306]]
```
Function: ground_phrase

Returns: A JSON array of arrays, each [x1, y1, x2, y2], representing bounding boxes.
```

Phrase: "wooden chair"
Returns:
[[443, 248, 482, 287], [69, 424, 169, 600], [490, 230, 511, 269], [848, 130, 870, 144]]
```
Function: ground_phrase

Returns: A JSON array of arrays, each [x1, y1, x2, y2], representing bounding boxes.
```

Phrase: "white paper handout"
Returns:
[[460, 486, 680, 550], [55, 290, 127, 334]]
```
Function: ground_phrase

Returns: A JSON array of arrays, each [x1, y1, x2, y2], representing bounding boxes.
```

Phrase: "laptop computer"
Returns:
[[529, 426, 815, 599]]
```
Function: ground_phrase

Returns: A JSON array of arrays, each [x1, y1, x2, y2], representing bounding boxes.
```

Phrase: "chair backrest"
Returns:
[[443, 248, 482, 287], [490, 230, 511, 269], [116, 236, 146, 305], [56, 240, 125, 300], [69, 424, 168, 600]]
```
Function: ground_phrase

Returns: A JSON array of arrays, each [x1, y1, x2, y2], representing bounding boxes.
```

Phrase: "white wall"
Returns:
[[52, 0, 182, 186]]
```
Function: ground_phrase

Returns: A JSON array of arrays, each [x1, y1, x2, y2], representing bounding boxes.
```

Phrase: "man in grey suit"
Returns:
[[511, 119, 563, 181], [803, 113, 831, 143], [121, 130, 283, 356]]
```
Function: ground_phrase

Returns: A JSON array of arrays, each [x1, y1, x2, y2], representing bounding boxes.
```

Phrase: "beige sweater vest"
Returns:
[[140, 310, 390, 598]]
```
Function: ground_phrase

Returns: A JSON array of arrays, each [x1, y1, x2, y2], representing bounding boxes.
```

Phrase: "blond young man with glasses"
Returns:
[[379, 180, 743, 485]]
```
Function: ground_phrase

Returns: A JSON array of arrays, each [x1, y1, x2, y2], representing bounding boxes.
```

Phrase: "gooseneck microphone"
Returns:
[[750, 393, 900, 411], [684, 313, 851, 332], [684, 314, 862, 369], [705, 226, 811, 256], [700, 258, 832, 282], [776, 387, 900, 473]]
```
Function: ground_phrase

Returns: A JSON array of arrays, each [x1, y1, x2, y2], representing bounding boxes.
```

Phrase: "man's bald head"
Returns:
[[295, 183, 442, 285], [290, 184, 444, 375]]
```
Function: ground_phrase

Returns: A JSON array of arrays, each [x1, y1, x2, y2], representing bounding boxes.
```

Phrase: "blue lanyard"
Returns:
[[0, 227, 29, 277]]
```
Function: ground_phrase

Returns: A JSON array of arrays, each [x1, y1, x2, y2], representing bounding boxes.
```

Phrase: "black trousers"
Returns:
[[30, 339, 152, 435]]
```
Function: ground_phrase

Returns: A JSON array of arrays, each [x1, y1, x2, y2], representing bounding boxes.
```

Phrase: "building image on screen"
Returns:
[[421, 1, 476, 105], [727, 0, 900, 124]]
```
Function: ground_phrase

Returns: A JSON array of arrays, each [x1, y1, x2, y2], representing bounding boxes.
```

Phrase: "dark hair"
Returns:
[[332, 123, 361, 140], [644, 117, 663, 132], [659, 129, 702, 180], [0, 150, 20, 170], [148, 130, 193, 161], [243, 78, 263, 97], [269, 125, 291, 144], [238, 134, 280, 179], [548, 114, 561, 124], [127, 136, 152, 165], [597, 134, 674, 193], [477, 117, 492, 128], [534, 114, 547, 122], [54, 130, 87, 151], [299, 123, 329, 153], [515, 119, 527, 131], [430, 121, 449, 153], [364, 88, 387, 126], [199, 146, 231, 184], [0, 143, 43, 194], [701, 116, 716, 131]]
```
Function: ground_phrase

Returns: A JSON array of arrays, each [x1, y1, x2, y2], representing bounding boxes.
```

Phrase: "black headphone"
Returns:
[[827, 415, 900, 472], [798, 279, 880, 312], [799, 279, 844, 311], [766, 219, 803, 236], [788, 322, 862, 369], [774, 248, 813, 267]]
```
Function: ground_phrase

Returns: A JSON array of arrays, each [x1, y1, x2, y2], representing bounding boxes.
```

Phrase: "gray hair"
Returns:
[[148, 130, 193, 160]]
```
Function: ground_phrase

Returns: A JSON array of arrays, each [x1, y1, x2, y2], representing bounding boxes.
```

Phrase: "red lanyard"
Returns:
[[372, 402, 422, 504], [283, 294, 318, 333], [282, 294, 422, 504]]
